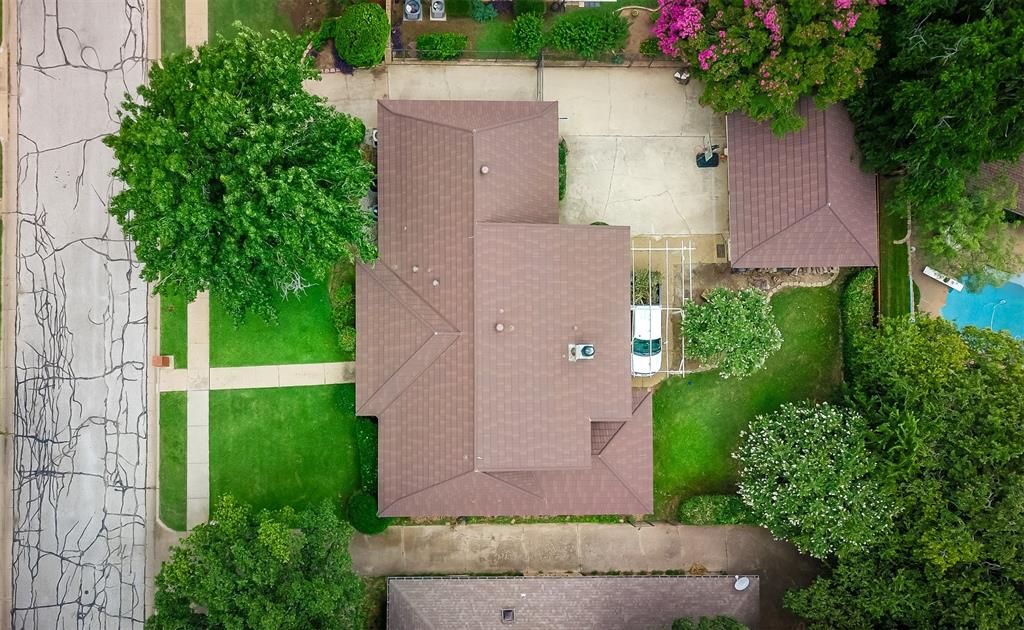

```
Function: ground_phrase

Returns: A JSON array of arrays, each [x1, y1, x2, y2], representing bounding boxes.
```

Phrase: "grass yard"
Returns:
[[159, 392, 188, 531], [209, 0, 294, 38], [210, 281, 350, 367], [209, 385, 360, 513], [652, 286, 843, 519], [878, 178, 913, 318], [160, 293, 188, 369], [160, 0, 187, 56]]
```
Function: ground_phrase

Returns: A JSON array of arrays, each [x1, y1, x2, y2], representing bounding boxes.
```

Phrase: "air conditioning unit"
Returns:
[[568, 344, 596, 362]]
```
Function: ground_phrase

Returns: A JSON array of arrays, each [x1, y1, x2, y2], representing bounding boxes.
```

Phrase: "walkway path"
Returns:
[[352, 523, 820, 629], [8, 1, 149, 626]]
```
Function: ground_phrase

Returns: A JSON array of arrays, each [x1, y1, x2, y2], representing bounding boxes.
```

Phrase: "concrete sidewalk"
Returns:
[[351, 523, 819, 628]]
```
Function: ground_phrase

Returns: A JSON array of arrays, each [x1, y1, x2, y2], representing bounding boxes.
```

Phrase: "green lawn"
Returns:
[[652, 287, 843, 519], [209, 385, 360, 513], [878, 178, 913, 318], [209, 0, 294, 38], [161, 0, 187, 56], [210, 282, 350, 367], [476, 20, 514, 53], [160, 293, 188, 369], [160, 392, 188, 531]]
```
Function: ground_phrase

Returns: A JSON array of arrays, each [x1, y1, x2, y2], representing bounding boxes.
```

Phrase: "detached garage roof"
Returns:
[[356, 100, 652, 517], [727, 99, 879, 268], [387, 576, 761, 629]]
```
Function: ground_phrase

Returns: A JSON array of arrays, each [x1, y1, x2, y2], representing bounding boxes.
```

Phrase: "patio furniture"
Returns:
[[923, 266, 965, 292]]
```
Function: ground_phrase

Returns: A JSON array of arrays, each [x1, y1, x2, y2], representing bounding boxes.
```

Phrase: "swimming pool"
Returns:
[[941, 274, 1024, 339]]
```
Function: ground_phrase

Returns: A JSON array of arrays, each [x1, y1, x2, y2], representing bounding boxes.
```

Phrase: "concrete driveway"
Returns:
[[321, 64, 728, 238]]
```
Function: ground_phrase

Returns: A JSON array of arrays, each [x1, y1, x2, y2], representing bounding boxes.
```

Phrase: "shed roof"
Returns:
[[727, 100, 879, 268], [387, 576, 761, 629], [356, 100, 652, 517]]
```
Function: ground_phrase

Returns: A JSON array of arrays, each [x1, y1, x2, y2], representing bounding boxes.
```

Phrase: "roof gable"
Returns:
[[727, 99, 879, 268]]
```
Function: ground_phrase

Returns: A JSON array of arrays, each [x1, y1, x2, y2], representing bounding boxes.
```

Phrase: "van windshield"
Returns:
[[632, 338, 662, 356]]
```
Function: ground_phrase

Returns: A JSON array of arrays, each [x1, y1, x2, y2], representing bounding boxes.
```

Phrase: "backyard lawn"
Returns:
[[209, 281, 350, 367], [159, 392, 188, 531], [878, 178, 914, 318], [209, 384, 360, 513], [209, 0, 293, 38], [160, 0, 186, 56], [652, 286, 843, 519], [160, 293, 188, 369]]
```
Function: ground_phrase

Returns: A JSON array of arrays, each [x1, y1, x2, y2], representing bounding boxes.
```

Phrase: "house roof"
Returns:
[[979, 156, 1024, 214], [356, 100, 653, 517], [386, 576, 761, 630], [727, 99, 879, 268]]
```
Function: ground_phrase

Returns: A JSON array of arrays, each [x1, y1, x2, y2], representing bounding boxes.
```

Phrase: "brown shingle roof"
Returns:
[[357, 100, 652, 517], [387, 576, 761, 629], [727, 100, 879, 268]]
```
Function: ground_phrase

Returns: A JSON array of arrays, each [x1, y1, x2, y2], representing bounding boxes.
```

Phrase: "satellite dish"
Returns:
[[734, 576, 750, 591]]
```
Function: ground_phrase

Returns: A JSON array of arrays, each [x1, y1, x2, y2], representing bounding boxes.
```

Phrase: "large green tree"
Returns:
[[149, 496, 365, 629], [106, 27, 375, 322], [787, 316, 1024, 628], [735, 402, 893, 559]]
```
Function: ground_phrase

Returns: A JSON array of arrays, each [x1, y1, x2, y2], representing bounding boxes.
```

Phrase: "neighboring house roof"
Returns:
[[386, 576, 761, 630], [979, 156, 1024, 215], [356, 100, 653, 517], [727, 99, 879, 268]]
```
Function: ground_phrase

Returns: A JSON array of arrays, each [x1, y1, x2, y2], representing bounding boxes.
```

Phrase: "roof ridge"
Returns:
[[594, 455, 649, 514], [380, 470, 476, 514], [379, 100, 557, 134], [378, 100, 476, 134], [484, 471, 545, 499], [470, 101, 558, 133], [825, 198, 878, 264], [370, 263, 459, 334], [356, 331, 459, 416], [733, 203, 832, 266], [389, 581, 437, 630]]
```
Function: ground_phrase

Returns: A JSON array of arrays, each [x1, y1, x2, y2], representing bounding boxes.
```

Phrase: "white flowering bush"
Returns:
[[734, 402, 892, 559], [682, 287, 782, 377]]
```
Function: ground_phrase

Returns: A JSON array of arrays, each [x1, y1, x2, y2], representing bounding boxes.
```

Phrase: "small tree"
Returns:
[[654, 0, 884, 134], [149, 496, 366, 628], [682, 287, 781, 377], [735, 402, 893, 559], [512, 13, 545, 57], [106, 27, 375, 322]]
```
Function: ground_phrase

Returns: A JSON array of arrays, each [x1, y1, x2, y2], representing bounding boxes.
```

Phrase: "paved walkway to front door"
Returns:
[[352, 522, 819, 628]]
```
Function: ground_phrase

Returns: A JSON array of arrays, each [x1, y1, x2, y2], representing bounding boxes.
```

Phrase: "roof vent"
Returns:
[[501, 608, 515, 623], [568, 344, 595, 362], [734, 576, 750, 591], [480, 165, 490, 174]]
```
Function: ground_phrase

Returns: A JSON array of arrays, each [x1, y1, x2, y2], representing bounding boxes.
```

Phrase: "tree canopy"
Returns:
[[654, 0, 884, 134], [786, 316, 1024, 628], [735, 402, 892, 559], [149, 496, 365, 629], [682, 287, 782, 378], [106, 27, 375, 322]]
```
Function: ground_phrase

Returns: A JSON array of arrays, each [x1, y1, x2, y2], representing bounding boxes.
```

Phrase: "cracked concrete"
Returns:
[[12, 0, 149, 626], [352, 523, 819, 628]]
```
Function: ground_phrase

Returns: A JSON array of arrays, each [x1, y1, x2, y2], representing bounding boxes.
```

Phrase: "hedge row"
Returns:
[[840, 268, 877, 372]]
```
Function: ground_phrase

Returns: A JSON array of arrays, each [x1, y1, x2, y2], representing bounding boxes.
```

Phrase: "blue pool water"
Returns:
[[941, 274, 1024, 339]]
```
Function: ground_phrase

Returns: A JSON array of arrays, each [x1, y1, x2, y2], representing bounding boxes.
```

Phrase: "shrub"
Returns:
[[558, 138, 567, 200], [735, 402, 893, 559], [512, 13, 545, 57], [331, 3, 389, 67], [331, 281, 357, 353], [448, 0, 472, 15], [347, 491, 392, 535], [639, 36, 661, 58], [471, 0, 498, 22], [514, 0, 546, 16], [355, 418, 379, 494], [682, 287, 782, 378], [841, 268, 876, 371], [416, 32, 469, 60], [676, 495, 755, 525], [672, 617, 748, 630], [547, 9, 628, 59], [632, 269, 662, 306]]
